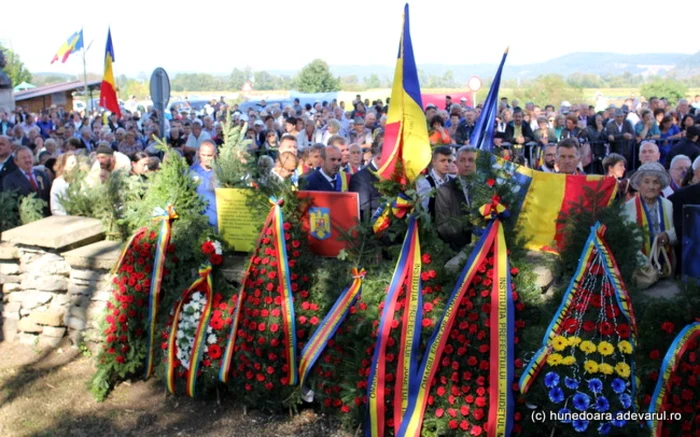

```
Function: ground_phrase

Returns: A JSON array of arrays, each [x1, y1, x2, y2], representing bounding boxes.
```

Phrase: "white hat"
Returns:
[[253, 120, 264, 126], [630, 162, 671, 190], [460, 97, 467, 102]]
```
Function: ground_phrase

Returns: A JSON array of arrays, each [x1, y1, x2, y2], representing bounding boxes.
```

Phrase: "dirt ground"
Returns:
[[0, 340, 352, 437]]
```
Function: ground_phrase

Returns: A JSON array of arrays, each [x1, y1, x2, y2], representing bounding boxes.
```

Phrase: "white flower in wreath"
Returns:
[[207, 334, 217, 344], [192, 292, 203, 302], [212, 240, 223, 255]]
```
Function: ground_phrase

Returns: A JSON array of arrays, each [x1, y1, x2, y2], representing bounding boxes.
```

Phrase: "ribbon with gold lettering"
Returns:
[[218, 198, 277, 383], [299, 268, 366, 388], [145, 205, 178, 379], [366, 215, 421, 437], [166, 264, 214, 397], [218, 197, 298, 386], [398, 203, 514, 437]]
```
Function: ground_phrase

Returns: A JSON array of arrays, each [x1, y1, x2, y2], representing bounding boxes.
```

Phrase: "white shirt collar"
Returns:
[[319, 168, 336, 183], [429, 168, 449, 186]]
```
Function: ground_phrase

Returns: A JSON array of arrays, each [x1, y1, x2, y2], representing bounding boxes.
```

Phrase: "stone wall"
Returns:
[[0, 216, 109, 347], [0, 216, 247, 349]]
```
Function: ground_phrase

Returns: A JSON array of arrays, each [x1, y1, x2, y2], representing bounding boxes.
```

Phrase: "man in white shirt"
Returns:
[[416, 146, 454, 215], [185, 120, 212, 153]]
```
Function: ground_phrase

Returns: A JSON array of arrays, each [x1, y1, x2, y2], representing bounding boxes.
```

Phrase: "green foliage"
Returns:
[[0, 190, 20, 234], [556, 191, 641, 288], [115, 74, 149, 99], [214, 113, 255, 188], [18, 193, 46, 225], [512, 74, 584, 108], [364, 74, 381, 89], [640, 79, 688, 105], [294, 59, 341, 93], [0, 44, 32, 86], [62, 167, 144, 241], [567, 72, 606, 89]]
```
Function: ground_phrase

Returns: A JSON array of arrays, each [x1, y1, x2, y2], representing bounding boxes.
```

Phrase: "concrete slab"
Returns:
[[1, 216, 104, 250], [62, 240, 123, 271]]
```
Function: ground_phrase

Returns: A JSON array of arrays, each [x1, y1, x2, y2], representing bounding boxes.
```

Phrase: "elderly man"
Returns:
[[0, 135, 17, 188], [556, 138, 583, 175], [2, 146, 51, 211], [185, 120, 212, 154], [605, 108, 634, 159], [455, 109, 477, 145], [668, 156, 700, 274], [348, 117, 372, 146], [666, 155, 692, 194], [301, 145, 344, 192], [348, 143, 363, 173], [416, 146, 454, 216], [435, 146, 476, 251], [639, 141, 661, 165], [189, 140, 219, 229]]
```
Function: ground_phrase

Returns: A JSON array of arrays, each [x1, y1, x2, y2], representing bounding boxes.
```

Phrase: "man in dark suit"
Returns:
[[665, 126, 700, 169], [668, 160, 700, 275], [435, 146, 476, 251], [605, 108, 635, 160], [0, 135, 17, 189], [503, 109, 534, 146], [349, 133, 384, 221], [2, 146, 51, 212], [300, 145, 343, 192]]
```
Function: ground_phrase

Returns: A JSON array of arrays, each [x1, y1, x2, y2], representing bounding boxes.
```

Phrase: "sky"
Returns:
[[3, 0, 699, 79]]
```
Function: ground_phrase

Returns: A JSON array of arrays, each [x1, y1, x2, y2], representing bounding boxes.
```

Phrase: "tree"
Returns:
[[364, 74, 381, 89], [229, 67, 251, 90], [640, 79, 688, 105], [294, 59, 340, 93], [0, 44, 32, 86], [512, 74, 583, 107]]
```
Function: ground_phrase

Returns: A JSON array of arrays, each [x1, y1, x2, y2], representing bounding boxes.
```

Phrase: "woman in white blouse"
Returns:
[[50, 152, 78, 216]]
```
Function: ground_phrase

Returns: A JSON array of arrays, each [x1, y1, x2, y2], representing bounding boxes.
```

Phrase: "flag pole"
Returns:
[[82, 43, 88, 113], [81, 38, 93, 114]]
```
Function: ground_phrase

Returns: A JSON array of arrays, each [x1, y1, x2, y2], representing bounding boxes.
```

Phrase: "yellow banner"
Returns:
[[215, 188, 259, 252]]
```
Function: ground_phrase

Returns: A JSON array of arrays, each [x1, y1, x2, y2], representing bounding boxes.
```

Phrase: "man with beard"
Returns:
[[539, 144, 557, 173], [301, 145, 344, 192]]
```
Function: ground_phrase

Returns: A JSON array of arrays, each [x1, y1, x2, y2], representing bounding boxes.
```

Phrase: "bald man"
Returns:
[[189, 140, 219, 229]]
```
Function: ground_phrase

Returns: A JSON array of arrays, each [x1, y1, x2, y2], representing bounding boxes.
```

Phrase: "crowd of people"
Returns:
[[1, 91, 698, 276]]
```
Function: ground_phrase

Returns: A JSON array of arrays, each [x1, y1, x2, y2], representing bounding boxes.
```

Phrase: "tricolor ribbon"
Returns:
[[166, 264, 214, 397], [395, 215, 513, 437], [144, 205, 178, 379], [366, 215, 421, 437], [519, 223, 638, 394], [634, 195, 670, 256], [219, 197, 298, 386], [111, 227, 147, 275], [371, 192, 413, 234], [270, 197, 299, 385], [478, 195, 510, 220], [648, 321, 700, 436], [299, 268, 366, 388]]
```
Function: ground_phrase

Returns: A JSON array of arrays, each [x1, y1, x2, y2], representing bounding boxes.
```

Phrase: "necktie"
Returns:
[[27, 172, 38, 192]]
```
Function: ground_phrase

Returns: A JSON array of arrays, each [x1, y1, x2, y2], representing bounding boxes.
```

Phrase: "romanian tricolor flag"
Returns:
[[99, 28, 121, 117], [377, 4, 431, 184], [497, 158, 618, 252], [50, 30, 84, 64]]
